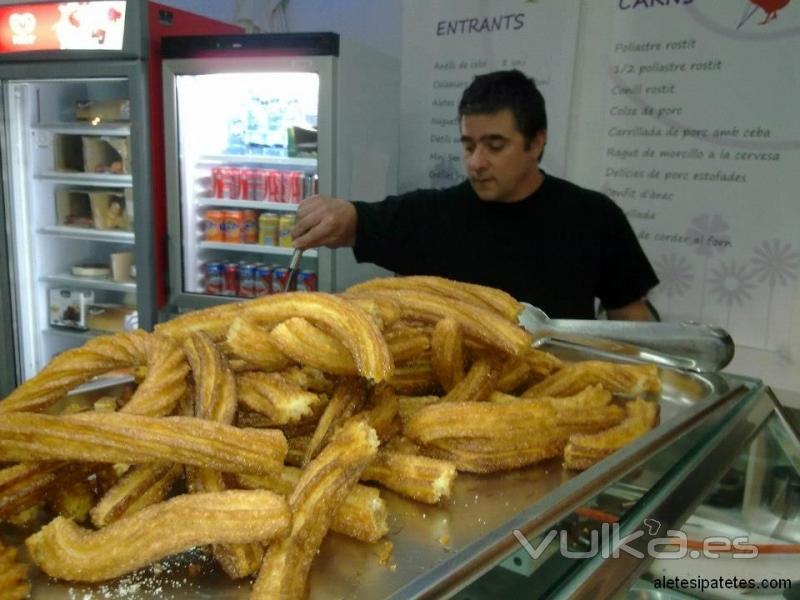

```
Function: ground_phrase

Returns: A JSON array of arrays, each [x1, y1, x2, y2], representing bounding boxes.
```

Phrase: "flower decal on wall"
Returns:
[[750, 238, 799, 345], [653, 253, 694, 314], [708, 258, 756, 326]]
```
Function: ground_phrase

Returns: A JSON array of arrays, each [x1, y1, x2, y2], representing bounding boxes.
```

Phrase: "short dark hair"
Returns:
[[458, 70, 547, 145]]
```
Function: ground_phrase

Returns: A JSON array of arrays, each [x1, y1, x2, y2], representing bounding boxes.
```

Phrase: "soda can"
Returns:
[[204, 210, 225, 242], [302, 173, 318, 198], [203, 261, 224, 295], [223, 210, 243, 243], [254, 264, 273, 296], [266, 170, 283, 203], [222, 167, 240, 199], [242, 209, 258, 244], [258, 212, 280, 246], [287, 171, 303, 204], [252, 168, 266, 201], [280, 171, 294, 203], [273, 267, 290, 293], [238, 263, 257, 298], [296, 270, 318, 292], [222, 262, 238, 296], [278, 213, 295, 248], [237, 169, 253, 200], [211, 167, 225, 198]]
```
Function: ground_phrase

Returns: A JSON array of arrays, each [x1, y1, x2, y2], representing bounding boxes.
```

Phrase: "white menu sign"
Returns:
[[579, 1, 800, 353], [399, 0, 580, 192]]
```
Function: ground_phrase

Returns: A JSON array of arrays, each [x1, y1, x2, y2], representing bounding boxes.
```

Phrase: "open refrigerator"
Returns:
[[0, 1, 240, 396], [161, 32, 398, 309]]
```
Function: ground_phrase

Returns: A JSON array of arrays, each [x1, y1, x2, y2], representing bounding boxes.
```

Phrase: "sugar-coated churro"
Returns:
[[431, 318, 464, 391], [237, 371, 322, 425], [523, 361, 661, 398], [252, 421, 379, 599], [269, 317, 358, 375], [91, 463, 182, 527], [362, 451, 456, 504], [563, 398, 660, 470], [223, 317, 294, 371], [0, 412, 287, 475], [26, 490, 290, 582], [0, 331, 188, 416]]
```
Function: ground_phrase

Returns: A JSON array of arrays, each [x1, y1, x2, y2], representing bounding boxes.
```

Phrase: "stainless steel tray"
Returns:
[[5, 344, 757, 599]]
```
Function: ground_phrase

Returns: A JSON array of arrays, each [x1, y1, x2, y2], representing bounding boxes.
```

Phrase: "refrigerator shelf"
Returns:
[[195, 197, 299, 211], [39, 226, 135, 244], [36, 171, 133, 188], [35, 122, 131, 137], [41, 273, 136, 293], [198, 241, 318, 258], [198, 154, 317, 171]]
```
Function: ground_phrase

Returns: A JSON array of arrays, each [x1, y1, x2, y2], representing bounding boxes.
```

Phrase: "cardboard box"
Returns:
[[55, 190, 94, 228], [82, 136, 130, 174], [85, 304, 138, 333], [75, 99, 130, 122], [53, 134, 85, 172], [49, 288, 94, 329], [89, 189, 133, 231]]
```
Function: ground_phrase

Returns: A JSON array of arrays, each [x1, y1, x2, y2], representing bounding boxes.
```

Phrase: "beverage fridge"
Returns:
[[0, 0, 240, 396], [161, 32, 398, 309]]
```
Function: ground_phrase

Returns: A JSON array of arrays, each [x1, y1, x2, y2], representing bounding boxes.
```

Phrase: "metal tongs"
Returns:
[[283, 248, 303, 292], [517, 303, 734, 373]]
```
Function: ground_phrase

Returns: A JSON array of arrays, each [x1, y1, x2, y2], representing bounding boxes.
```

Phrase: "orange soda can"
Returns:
[[204, 210, 225, 241], [242, 210, 258, 243], [223, 210, 244, 243]]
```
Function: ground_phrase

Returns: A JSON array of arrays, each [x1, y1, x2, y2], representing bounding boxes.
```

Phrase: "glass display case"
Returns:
[[4, 345, 797, 599]]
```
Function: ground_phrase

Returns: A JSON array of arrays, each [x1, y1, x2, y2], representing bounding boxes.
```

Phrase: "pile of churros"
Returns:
[[0, 275, 661, 598]]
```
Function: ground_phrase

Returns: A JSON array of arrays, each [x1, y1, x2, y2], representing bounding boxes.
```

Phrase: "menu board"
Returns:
[[580, 2, 799, 351], [399, 0, 580, 192]]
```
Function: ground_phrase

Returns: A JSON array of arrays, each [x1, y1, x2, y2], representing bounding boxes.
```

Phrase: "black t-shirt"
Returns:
[[352, 174, 659, 319]]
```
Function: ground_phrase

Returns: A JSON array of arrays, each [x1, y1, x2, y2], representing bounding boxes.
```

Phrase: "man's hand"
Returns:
[[291, 195, 357, 250], [606, 298, 656, 321]]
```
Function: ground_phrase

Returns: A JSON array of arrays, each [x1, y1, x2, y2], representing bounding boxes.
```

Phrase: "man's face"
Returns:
[[460, 108, 545, 203]]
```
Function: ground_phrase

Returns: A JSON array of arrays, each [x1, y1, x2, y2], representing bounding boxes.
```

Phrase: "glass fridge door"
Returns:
[[172, 71, 320, 302], [4, 78, 138, 381]]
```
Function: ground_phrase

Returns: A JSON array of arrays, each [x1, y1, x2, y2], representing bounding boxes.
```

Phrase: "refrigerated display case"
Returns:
[[4, 343, 798, 598], [0, 1, 241, 395], [161, 33, 399, 309]]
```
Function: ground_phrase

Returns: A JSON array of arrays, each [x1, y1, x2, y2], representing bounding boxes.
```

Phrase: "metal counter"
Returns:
[[6, 347, 766, 599]]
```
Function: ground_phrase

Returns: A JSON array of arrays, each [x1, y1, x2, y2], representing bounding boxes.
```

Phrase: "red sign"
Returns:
[[0, 1, 126, 54]]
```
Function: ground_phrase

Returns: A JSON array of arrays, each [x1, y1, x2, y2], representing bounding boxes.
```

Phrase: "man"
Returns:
[[292, 70, 658, 320]]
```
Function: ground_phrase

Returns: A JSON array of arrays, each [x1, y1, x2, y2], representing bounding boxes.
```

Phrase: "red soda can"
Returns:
[[238, 263, 257, 298], [222, 262, 238, 296], [211, 167, 225, 198], [238, 169, 253, 200], [266, 170, 283, 203], [273, 267, 289, 293], [252, 168, 266, 201], [288, 171, 303, 204], [280, 171, 293, 203], [203, 261, 224, 294], [227, 167, 241, 199], [254, 264, 273, 296], [242, 209, 258, 243], [296, 270, 318, 292], [220, 167, 235, 199]]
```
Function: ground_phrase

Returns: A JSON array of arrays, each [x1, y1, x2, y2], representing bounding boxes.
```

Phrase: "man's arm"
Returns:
[[606, 298, 655, 321]]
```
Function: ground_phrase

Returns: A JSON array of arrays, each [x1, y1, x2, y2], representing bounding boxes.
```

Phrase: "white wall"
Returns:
[[285, 0, 401, 58], [155, 0, 237, 24]]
